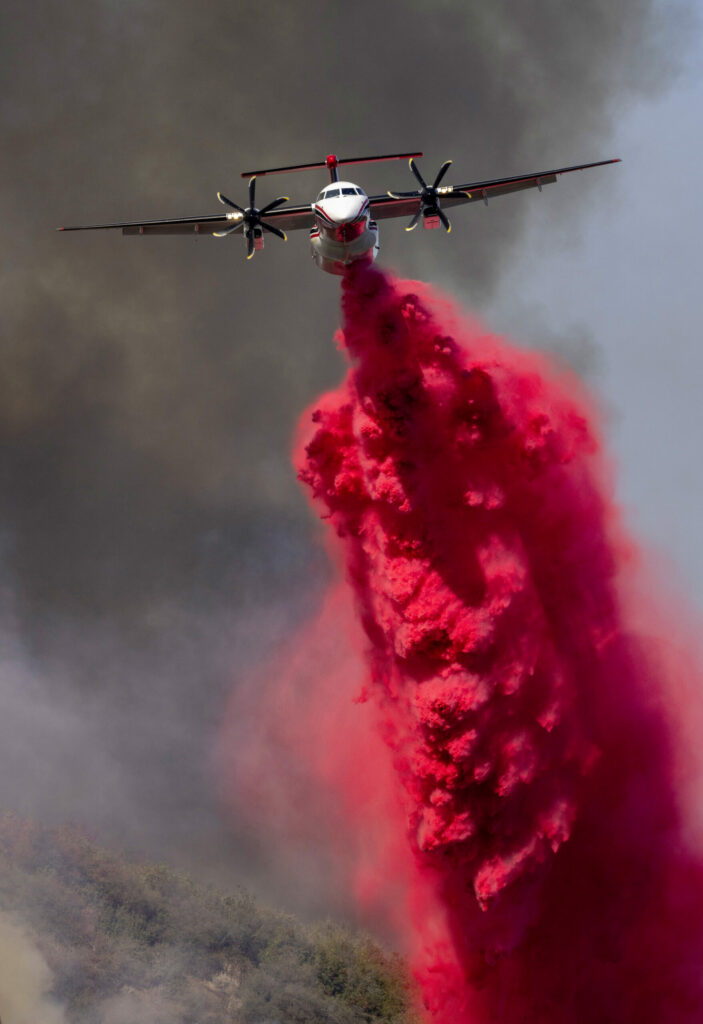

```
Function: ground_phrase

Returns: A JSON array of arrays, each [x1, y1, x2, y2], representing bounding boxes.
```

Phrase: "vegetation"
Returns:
[[0, 813, 415, 1024]]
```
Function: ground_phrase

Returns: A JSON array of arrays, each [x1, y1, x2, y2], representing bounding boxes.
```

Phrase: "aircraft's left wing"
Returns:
[[369, 158, 621, 222], [58, 203, 316, 236]]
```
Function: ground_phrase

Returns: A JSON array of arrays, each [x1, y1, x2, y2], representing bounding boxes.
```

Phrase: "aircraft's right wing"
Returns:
[[58, 203, 316, 236], [254, 203, 316, 233], [59, 213, 234, 236]]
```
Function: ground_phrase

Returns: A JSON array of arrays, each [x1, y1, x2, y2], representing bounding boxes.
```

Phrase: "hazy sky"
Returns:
[[483, 51, 703, 607]]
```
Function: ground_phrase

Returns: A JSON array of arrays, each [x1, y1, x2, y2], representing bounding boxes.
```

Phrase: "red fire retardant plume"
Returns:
[[288, 265, 703, 1023]]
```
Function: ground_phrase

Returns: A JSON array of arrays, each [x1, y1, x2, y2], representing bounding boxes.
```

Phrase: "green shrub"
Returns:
[[0, 815, 414, 1024]]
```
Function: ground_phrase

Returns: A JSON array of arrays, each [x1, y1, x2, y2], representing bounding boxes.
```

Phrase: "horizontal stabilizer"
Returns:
[[240, 152, 423, 178]]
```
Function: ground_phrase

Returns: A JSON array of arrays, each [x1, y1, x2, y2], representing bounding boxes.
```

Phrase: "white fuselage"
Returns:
[[309, 181, 379, 276]]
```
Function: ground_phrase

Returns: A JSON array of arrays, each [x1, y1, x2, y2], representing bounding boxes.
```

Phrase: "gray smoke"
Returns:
[[0, 913, 66, 1024], [0, 0, 692, 901]]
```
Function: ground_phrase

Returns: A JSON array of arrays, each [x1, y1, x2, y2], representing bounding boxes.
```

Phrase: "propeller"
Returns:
[[214, 176, 289, 258], [388, 158, 459, 232]]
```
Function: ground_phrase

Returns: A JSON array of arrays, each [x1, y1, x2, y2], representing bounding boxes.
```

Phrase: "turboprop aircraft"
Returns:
[[59, 151, 620, 276]]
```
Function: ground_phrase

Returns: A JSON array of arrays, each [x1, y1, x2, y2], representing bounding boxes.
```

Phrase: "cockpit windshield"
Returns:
[[318, 186, 365, 201]]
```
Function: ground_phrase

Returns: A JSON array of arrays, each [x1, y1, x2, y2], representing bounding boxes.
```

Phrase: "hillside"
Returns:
[[0, 813, 415, 1024]]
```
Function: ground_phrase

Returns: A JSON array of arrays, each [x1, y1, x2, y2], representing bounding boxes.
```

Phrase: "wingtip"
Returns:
[[57, 227, 65, 231]]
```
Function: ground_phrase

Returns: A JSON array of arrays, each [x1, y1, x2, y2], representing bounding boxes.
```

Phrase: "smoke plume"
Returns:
[[0, 913, 66, 1024], [224, 264, 703, 1020]]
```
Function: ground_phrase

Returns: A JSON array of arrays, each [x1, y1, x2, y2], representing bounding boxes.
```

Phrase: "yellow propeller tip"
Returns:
[[246, 252, 255, 260]]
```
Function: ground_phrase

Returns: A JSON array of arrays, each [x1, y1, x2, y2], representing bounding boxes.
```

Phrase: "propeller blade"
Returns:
[[259, 196, 290, 215], [409, 158, 427, 190], [437, 207, 451, 233], [213, 225, 239, 237], [387, 190, 420, 199], [261, 221, 287, 241], [217, 192, 245, 213], [248, 175, 257, 208], [405, 208, 422, 232], [246, 232, 255, 259], [432, 160, 452, 189]]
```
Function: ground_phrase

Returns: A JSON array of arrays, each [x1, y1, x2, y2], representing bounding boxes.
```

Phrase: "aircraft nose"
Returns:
[[328, 197, 365, 222]]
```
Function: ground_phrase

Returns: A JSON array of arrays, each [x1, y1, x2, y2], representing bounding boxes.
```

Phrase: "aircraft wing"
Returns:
[[59, 214, 235, 235], [256, 204, 316, 233], [58, 203, 316, 235], [369, 158, 620, 221], [369, 193, 470, 222]]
